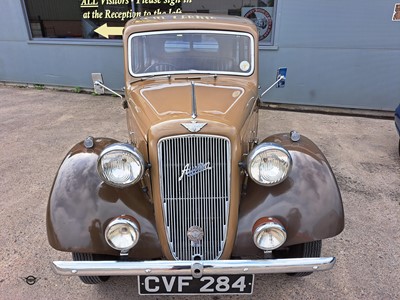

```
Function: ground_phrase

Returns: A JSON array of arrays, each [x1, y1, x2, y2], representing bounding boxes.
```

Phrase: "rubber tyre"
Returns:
[[72, 253, 110, 284], [286, 240, 322, 277]]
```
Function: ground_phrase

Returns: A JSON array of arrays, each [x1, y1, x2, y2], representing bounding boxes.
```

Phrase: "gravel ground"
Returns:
[[0, 85, 399, 300]]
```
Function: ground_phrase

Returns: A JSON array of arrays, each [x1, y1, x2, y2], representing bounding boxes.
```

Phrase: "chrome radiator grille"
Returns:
[[158, 135, 231, 260]]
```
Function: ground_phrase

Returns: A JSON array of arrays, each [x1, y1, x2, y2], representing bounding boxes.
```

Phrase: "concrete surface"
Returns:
[[0, 85, 399, 300]]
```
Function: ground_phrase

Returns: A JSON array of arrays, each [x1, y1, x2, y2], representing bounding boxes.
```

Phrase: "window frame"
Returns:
[[127, 30, 255, 78]]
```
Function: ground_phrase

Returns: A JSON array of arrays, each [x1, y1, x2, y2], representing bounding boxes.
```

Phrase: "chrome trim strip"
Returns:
[[127, 30, 255, 77], [191, 81, 197, 119], [52, 257, 336, 276]]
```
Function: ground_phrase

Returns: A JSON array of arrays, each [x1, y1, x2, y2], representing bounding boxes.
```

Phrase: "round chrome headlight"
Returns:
[[105, 216, 140, 252], [98, 143, 145, 187], [247, 142, 292, 186], [253, 219, 287, 251]]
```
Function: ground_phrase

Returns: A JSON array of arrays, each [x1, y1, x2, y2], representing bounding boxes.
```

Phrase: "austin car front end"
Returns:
[[47, 14, 344, 295]]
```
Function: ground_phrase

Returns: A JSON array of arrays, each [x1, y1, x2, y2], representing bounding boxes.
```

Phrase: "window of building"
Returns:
[[23, 0, 276, 45]]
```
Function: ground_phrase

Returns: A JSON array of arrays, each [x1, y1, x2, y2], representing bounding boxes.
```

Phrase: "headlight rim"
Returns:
[[252, 218, 287, 251], [104, 215, 140, 252], [246, 142, 292, 186], [97, 143, 145, 188]]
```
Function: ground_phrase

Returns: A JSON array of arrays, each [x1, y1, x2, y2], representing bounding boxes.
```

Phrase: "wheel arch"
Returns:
[[46, 137, 162, 259], [232, 133, 344, 257]]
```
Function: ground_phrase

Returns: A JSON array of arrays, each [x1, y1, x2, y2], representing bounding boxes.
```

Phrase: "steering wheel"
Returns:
[[144, 63, 177, 72]]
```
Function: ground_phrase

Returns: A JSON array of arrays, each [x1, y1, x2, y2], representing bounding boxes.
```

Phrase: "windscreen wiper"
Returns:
[[129, 74, 172, 84]]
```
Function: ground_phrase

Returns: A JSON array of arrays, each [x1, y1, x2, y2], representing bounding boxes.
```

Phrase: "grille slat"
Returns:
[[158, 135, 231, 260]]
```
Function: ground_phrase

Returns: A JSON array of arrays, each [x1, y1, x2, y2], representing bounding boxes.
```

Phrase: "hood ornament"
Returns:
[[181, 121, 207, 133], [181, 82, 207, 132]]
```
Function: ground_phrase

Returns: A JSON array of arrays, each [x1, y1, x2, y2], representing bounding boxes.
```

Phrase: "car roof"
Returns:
[[124, 14, 258, 37]]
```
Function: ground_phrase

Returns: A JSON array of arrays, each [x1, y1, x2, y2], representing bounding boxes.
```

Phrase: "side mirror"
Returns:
[[260, 67, 287, 98], [91, 72, 123, 100], [91, 73, 105, 95]]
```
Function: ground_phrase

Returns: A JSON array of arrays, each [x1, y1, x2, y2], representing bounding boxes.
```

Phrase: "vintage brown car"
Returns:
[[47, 14, 344, 294]]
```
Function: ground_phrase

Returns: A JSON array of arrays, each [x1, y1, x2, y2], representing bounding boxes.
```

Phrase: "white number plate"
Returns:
[[138, 274, 254, 295]]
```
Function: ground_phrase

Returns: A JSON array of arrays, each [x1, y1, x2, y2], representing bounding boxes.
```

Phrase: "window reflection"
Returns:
[[24, 0, 275, 44]]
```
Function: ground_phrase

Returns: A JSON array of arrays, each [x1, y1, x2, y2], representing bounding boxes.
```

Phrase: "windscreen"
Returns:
[[128, 30, 254, 77]]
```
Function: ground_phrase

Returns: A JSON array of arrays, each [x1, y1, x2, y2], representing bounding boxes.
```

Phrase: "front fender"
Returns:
[[46, 138, 162, 259], [232, 133, 344, 257]]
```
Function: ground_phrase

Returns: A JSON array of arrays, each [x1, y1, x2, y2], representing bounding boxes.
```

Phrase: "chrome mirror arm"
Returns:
[[260, 75, 286, 98], [94, 81, 123, 100]]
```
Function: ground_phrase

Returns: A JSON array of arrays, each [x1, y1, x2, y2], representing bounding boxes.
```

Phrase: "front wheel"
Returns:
[[273, 240, 322, 277], [286, 240, 322, 277], [72, 252, 111, 284]]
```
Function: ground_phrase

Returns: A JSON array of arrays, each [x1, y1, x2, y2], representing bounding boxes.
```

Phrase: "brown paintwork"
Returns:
[[123, 15, 260, 259], [232, 133, 344, 257], [47, 14, 344, 260], [47, 138, 162, 258]]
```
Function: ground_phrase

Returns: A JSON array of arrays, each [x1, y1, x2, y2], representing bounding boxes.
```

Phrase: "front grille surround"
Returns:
[[157, 134, 231, 260]]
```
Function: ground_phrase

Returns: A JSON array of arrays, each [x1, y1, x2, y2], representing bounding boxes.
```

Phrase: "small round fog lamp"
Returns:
[[105, 216, 140, 252], [253, 218, 287, 251]]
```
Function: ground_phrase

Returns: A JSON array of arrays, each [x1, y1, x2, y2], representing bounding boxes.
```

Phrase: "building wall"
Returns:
[[0, 0, 399, 110], [261, 0, 400, 110], [0, 0, 124, 90]]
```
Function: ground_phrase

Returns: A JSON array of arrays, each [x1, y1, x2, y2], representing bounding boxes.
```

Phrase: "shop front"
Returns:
[[0, 0, 399, 110]]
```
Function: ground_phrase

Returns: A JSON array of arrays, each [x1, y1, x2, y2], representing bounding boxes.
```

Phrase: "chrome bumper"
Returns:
[[52, 257, 336, 277]]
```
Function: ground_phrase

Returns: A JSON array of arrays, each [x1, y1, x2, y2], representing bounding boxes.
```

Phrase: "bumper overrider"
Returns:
[[52, 257, 336, 277]]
